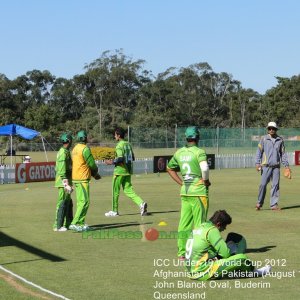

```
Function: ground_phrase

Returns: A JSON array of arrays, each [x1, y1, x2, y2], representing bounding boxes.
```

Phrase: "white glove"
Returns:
[[62, 179, 73, 194]]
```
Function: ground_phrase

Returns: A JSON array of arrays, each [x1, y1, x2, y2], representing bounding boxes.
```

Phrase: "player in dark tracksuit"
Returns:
[[255, 122, 290, 210]]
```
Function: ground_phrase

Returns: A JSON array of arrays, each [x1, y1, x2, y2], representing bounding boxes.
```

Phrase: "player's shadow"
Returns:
[[281, 205, 300, 210], [122, 210, 179, 216], [0, 232, 65, 262], [90, 221, 153, 230], [1, 258, 44, 266], [245, 245, 276, 253]]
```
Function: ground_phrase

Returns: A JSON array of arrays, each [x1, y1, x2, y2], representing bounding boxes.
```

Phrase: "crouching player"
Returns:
[[185, 210, 271, 280]]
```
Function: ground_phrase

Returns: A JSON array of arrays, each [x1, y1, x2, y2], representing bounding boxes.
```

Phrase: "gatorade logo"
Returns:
[[16, 162, 56, 183]]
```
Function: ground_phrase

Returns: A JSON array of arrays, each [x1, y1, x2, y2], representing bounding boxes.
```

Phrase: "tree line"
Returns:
[[1, 49, 300, 143]]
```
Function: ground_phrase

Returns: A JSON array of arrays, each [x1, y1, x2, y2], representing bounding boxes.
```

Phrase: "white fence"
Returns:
[[0, 153, 295, 184], [0, 165, 16, 184], [215, 152, 294, 169], [97, 158, 153, 176]]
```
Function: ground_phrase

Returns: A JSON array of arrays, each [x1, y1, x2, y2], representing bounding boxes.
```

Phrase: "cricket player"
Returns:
[[167, 126, 211, 259], [53, 133, 73, 232], [255, 121, 291, 211], [104, 127, 147, 217], [185, 210, 271, 280], [69, 130, 101, 232]]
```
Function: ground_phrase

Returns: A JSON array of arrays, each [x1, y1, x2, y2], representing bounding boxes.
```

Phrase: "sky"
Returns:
[[0, 0, 299, 94]]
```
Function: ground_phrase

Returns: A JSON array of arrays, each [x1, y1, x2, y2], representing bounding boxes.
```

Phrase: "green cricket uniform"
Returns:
[[111, 140, 143, 212], [167, 145, 209, 257], [53, 147, 73, 229], [71, 143, 98, 226], [185, 221, 254, 280]]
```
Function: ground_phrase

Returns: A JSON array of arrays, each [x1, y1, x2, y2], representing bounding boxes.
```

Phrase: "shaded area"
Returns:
[[0, 232, 65, 262], [90, 221, 153, 230], [245, 245, 276, 253], [281, 205, 300, 210], [121, 210, 179, 216], [1, 258, 43, 266]]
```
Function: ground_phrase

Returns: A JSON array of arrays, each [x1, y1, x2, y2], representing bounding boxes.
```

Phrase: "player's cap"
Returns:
[[77, 130, 87, 142], [60, 133, 73, 143], [185, 126, 200, 139], [267, 122, 278, 130]]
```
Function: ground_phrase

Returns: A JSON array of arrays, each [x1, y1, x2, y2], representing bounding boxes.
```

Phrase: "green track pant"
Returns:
[[178, 195, 209, 257], [112, 175, 143, 212], [189, 254, 254, 281], [71, 181, 90, 226], [53, 188, 73, 229]]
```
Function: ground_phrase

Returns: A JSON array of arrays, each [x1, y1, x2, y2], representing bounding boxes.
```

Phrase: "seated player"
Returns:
[[185, 210, 271, 280]]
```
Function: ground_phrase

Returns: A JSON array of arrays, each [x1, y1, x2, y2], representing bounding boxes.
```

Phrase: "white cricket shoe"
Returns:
[[255, 265, 272, 276], [105, 211, 119, 217], [69, 224, 83, 232], [140, 202, 148, 216], [82, 224, 90, 231], [53, 227, 67, 232]]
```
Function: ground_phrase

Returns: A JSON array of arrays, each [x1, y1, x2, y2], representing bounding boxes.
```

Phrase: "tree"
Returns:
[[25, 70, 55, 104], [84, 49, 150, 138], [260, 76, 300, 127]]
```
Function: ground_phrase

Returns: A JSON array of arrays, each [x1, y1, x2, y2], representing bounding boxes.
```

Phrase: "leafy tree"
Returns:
[[24, 104, 59, 133], [25, 70, 55, 104], [50, 77, 85, 122], [84, 49, 150, 137], [261, 76, 300, 127]]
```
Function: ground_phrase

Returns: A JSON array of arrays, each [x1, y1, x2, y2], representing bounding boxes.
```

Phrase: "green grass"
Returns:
[[1, 168, 300, 299]]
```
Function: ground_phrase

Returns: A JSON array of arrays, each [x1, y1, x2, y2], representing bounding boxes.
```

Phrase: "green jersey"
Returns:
[[185, 221, 231, 274], [167, 145, 208, 196], [114, 140, 134, 175], [55, 147, 72, 187]]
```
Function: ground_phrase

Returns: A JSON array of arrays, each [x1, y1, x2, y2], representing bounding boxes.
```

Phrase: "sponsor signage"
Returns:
[[153, 156, 173, 173], [207, 154, 215, 169], [294, 151, 300, 166], [16, 162, 56, 183], [153, 154, 215, 173]]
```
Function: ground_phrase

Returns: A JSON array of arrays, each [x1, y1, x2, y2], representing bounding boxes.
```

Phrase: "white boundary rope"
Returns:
[[0, 265, 71, 300]]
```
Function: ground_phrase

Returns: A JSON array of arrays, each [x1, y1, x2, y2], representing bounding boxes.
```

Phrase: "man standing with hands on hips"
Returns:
[[167, 126, 211, 260], [255, 121, 291, 211]]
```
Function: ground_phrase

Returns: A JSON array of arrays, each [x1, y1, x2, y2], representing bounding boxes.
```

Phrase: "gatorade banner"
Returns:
[[15, 162, 56, 183]]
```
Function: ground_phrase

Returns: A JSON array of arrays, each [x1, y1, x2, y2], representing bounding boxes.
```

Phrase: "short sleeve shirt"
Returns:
[[167, 145, 208, 196]]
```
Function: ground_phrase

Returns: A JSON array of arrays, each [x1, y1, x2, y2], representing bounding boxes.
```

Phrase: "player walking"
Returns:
[[104, 127, 148, 217], [167, 126, 210, 259]]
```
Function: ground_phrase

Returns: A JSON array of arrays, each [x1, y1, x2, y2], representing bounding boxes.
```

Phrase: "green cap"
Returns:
[[77, 130, 87, 142], [185, 126, 200, 139], [60, 133, 73, 144]]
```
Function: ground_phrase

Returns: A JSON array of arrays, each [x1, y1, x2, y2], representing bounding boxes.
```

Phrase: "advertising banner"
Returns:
[[153, 154, 215, 173], [15, 162, 55, 183], [294, 151, 300, 166]]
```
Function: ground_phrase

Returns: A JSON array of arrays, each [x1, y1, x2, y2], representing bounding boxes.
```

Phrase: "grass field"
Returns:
[[1, 168, 300, 300]]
